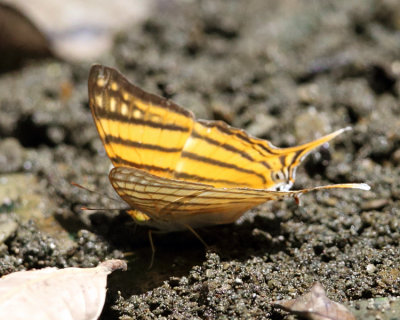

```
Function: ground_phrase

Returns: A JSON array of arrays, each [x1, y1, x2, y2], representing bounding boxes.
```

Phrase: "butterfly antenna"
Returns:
[[80, 206, 126, 211], [71, 181, 121, 202], [71, 182, 128, 211]]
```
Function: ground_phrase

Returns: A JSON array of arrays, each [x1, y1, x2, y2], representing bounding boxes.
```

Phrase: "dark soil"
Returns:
[[0, 0, 399, 319]]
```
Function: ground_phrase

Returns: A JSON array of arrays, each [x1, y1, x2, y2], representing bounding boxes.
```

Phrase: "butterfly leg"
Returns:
[[147, 224, 208, 269], [294, 194, 301, 206], [183, 224, 209, 249], [148, 229, 155, 270]]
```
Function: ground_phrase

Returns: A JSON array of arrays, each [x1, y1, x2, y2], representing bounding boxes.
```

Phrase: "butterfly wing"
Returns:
[[88, 65, 370, 230], [174, 119, 351, 190], [109, 166, 369, 230], [88, 65, 195, 178], [89, 65, 350, 191]]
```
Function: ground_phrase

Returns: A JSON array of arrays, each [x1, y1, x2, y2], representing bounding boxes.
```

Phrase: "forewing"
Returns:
[[174, 119, 351, 189], [88, 65, 195, 177], [89, 65, 354, 191]]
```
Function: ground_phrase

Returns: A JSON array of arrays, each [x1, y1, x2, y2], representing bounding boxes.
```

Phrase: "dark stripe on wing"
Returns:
[[260, 161, 272, 170], [105, 135, 182, 152], [117, 187, 251, 203], [174, 171, 252, 187], [116, 185, 259, 201], [181, 151, 266, 183], [95, 108, 190, 132], [111, 176, 266, 196], [110, 157, 173, 172], [287, 149, 304, 179], [118, 191, 264, 207], [89, 65, 194, 118], [192, 130, 254, 161], [192, 130, 274, 171], [279, 155, 286, 167], [199, 120, 280, 155]]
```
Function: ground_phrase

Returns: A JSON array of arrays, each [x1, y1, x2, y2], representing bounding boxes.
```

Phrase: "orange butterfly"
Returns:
[[88, 65, 369, 232]]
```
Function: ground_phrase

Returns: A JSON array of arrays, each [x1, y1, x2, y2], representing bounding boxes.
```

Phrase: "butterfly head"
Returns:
[[270, 168, 295, 192]]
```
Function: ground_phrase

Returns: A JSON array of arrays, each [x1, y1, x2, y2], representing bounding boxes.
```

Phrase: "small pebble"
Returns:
[[366, 264, 376, 273], [361, 199, 389, 211], [0, 138, 24, 173], [0, 214, 18, 244]]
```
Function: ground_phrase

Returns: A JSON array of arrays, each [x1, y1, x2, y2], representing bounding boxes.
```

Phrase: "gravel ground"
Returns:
[[0, 0, 399, 319]]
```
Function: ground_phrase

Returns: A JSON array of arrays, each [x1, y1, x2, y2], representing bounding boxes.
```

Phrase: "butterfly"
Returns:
[[88, 64, 370, 232]]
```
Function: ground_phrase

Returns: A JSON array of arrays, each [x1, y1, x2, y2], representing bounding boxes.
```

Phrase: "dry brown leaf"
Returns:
[[6, 0, 152, 61], [273, 282, 355, 320], [0, 259, 127, 320]]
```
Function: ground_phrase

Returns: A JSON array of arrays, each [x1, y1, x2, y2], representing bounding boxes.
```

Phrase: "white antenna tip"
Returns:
[[354, 183, 371, 191]]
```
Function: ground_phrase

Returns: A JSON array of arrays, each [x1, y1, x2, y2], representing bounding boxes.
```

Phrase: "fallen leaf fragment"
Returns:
[[273, 282, 355, 320], [0, 259, 127, 320]]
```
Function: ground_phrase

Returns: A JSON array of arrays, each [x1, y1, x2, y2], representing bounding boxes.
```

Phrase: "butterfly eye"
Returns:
[[273, 171, 284, 181]]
